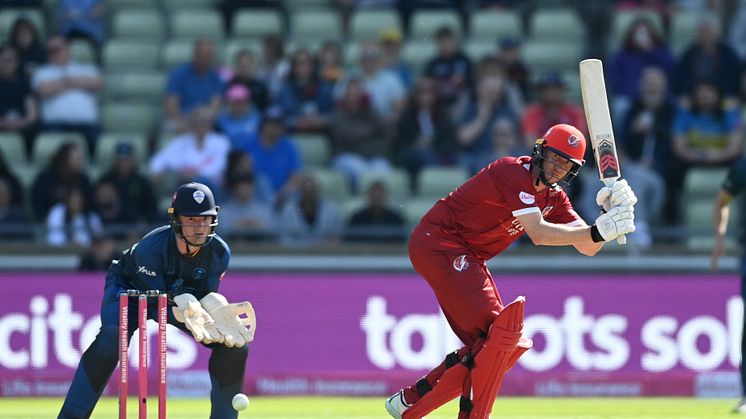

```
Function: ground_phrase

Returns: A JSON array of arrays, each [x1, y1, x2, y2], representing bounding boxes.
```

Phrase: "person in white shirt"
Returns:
[[32, 36, 102, 155], [149, 106, 230, 192]]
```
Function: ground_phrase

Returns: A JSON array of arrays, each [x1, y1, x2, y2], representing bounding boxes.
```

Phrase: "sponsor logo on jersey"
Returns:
[[519, 191, 535, 205], [193, 190, 205, 204], [452, 254, 470, 272], [138, 266, 156, 277], [542, 205, 554, 216], [192, 267, 206, 280], [568, 135, 581, 148]]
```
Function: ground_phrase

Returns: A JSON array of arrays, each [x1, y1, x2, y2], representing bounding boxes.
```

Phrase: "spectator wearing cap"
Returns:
[[379, 27, 413, 89], [218, 173, 275, 240], [216, 84, 261, 149], [609, 17, 674, 124], [98, 141, 158, 225], [520, 71, 587, 149], [277, 48, 335, 133], [0, 44, 38, 158], [424, 26, 473, 108], [32, 36, 102, 155], [163, 39, 225, 133], [496, 36, 530, 100], [330, 71, 391, 192], [149, 106, 230, 191], [349, 41, 406, 123], [240, 106, 302, 209], [226, 49, 269, 112]]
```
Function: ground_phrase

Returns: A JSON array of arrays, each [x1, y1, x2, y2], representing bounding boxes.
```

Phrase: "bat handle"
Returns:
[[602, 179, 627, 246]]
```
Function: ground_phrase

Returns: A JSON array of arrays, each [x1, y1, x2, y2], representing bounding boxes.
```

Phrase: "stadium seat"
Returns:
[[339, 196, 367, 223], [400, 41, 438, 75], [232, 9, 284, 39], [161, 40, 225, 70], [521, 40, 583, 74], [469, 10, 522, 41], [103, 71, 166, 101], [292, 134, 331, 167], [103, 40, 160, 70], [12, 163, 38, 192], [683, 167, 729, 200], [0, 8, 45, 38], [161, 0, 215, 11], [101, 102, 159, 135], [0, 132, 27, 167], [359, 169, 411, 202], [529, 8, 585, 42], [170, 10, 225, 40], [283, 0, 331, 9], [609, 9, 664, 51], [69, 39, 95, 64], [349, 9, 402, 42], [33, 132, 88, 166], [669, 11, 699, 55], [402, 197, 436, 226], [111, 9, 165, 40], [307, 168, 350, 204], [290, 10, 343, 42], [106, 0, 157, 10], [95, 133, 149, 169], [465, 40, 497, 62], [417, 166, 469, 198], [223, 38, 264, 67], [410, 9, 463, 41]]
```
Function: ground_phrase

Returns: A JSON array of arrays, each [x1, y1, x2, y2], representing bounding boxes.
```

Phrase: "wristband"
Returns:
[[590, 225, 605, 243]]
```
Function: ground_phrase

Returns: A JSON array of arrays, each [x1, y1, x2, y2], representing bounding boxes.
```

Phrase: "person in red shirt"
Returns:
[[521, 72, 587, 149], [385, 124, 636, 419]]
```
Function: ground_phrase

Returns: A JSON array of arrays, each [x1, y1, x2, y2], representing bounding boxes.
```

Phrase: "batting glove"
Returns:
[[172, 293, 224, 344], [200, 292, 256, 348], [591, 206, 636, 242], [595, 179, 638, 213]]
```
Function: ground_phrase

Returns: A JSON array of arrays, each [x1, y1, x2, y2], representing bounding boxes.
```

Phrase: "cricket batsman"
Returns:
[[385, 124, 637, 418], [58, 182, 256, 419]]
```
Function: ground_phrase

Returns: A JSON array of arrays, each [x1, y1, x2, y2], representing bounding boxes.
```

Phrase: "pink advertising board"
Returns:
[[0, 273, 740, 398]]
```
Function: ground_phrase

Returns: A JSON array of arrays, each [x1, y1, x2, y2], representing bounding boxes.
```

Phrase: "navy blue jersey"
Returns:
[[722, 158, 746, 243], [109, 225, 231, 299]]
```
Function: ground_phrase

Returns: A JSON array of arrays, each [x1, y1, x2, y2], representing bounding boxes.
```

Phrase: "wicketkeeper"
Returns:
[[59, 182, 256, 419], [385, 124, 637, 418]]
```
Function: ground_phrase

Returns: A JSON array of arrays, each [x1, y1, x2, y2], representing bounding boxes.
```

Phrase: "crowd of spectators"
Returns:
[[0, 0, 744, 260]]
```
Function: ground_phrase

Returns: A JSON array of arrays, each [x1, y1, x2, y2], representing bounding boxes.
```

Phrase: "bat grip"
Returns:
[[601, 179, 627, 246]]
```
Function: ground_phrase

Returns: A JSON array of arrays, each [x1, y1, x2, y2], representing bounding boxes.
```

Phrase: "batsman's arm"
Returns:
[[711, 189, 733, 271], [515, 211, 603, 256]]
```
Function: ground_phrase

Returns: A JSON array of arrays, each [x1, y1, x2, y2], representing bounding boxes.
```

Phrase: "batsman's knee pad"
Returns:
[[468, 296, 527, 418]]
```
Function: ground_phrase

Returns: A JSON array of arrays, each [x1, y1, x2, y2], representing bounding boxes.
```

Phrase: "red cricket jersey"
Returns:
[[419, 156, 583, 260]]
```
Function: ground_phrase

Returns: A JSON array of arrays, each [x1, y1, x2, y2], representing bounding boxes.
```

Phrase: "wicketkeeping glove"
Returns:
[[595, 179, 638, 212], [200, 292, 256, 348], [591, 206, 636, 242], [172, 293, 224, 344]]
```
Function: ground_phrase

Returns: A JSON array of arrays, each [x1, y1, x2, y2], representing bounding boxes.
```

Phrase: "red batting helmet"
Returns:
[[531, 124, 587, 187]]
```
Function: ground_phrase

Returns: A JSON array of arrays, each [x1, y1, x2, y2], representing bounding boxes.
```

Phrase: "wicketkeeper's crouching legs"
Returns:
[[396, 297, 532, 419]]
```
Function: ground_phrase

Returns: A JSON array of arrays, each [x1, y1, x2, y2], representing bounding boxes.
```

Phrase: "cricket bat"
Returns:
[[579, 58, 626, 244]]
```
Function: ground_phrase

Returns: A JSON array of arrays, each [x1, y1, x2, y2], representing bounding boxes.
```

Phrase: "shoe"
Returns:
[[385, 389, 412, 419], [733, 398, 746, 413]]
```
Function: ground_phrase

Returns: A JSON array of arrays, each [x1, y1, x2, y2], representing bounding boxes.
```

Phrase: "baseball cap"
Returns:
[[263, 105, 285, 122], [114, 142, 134, 159], [379, 27, 403, 43], [226, 84, 250, 102], [537, 71, 565, 88]]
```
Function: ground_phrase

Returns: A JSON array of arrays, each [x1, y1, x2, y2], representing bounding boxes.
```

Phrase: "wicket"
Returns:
[[119, 289, 167, 419]]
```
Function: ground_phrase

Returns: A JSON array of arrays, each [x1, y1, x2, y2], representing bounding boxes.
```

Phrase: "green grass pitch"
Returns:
[[0, 396, 738, 418]]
